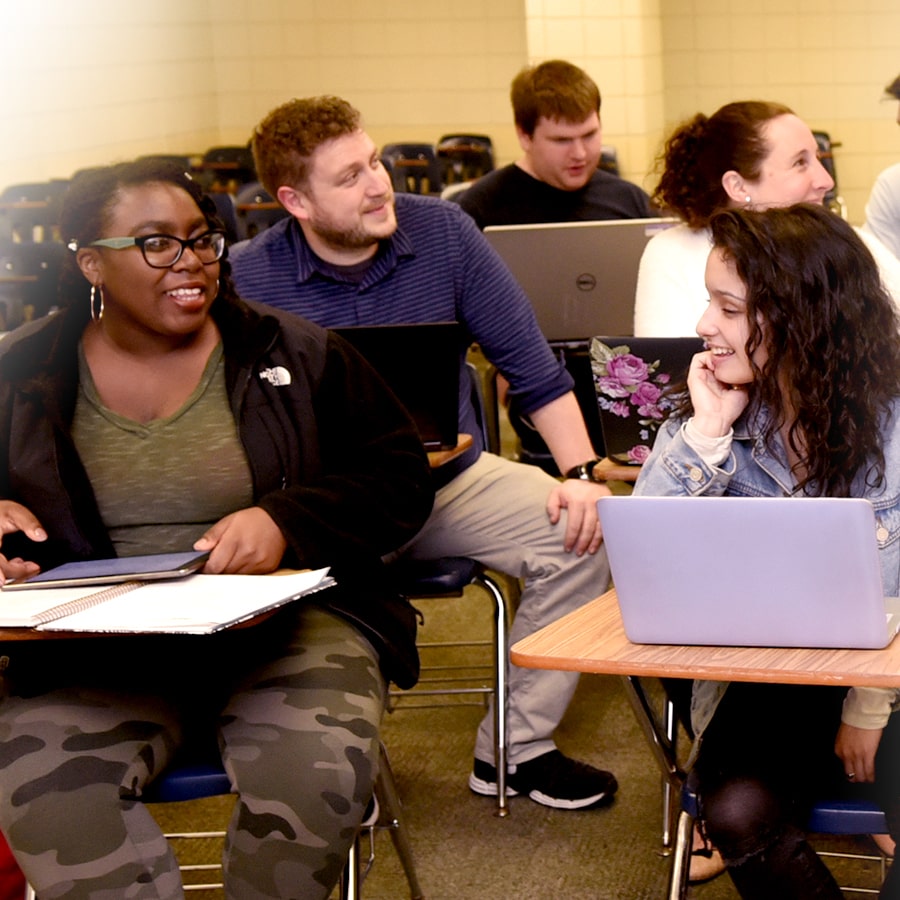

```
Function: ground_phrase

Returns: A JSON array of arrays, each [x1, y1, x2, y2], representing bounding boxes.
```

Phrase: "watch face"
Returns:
[[567, 459, 600, 480]]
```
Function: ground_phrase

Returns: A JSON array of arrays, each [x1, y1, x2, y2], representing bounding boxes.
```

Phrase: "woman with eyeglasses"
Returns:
[[0, 158, 434, 898]]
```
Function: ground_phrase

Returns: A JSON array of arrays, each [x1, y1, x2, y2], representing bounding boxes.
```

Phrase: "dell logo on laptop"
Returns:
[[576, 273, 597, 292]]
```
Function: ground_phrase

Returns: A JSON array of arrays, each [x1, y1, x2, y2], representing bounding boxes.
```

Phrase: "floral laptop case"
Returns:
[[591, 336, 702, 465]]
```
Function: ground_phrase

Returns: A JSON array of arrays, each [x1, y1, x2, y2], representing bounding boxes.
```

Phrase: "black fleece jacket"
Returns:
[[0, 294, 434, 687]]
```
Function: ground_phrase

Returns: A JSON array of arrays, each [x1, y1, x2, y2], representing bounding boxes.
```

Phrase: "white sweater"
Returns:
[[634, 221, 900, 337]]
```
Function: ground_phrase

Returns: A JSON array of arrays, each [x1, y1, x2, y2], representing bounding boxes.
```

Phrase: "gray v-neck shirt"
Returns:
[[72, 341, 254, 556]]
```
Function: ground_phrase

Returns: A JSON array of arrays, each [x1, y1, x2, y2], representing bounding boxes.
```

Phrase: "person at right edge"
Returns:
[[634, 203, 900, 900], [863, 73, 900, 261]]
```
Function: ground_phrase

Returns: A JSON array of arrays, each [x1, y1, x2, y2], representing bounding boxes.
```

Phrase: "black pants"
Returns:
[[694, 682, 900, 900]]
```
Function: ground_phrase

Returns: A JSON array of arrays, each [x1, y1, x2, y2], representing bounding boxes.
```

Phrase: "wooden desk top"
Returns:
[[510, 589, 900, 689], [236, 201, 281, 212], [0, 201, 49, 210], [593, 457, 640, 483], [427, 433, 472, 468]]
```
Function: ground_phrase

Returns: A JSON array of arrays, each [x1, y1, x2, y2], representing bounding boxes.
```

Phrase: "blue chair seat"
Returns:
[[143, 761, 232, 804], [680, 778, 888, 835], [670, 777, 890, 899], [807, 798, 887, 835], [391, 556, 481, 597]]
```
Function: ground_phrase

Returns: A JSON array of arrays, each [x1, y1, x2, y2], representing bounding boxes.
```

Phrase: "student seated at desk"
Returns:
[[0, 158, 434, 899], [633, 204, 900, 899], [455, 59, 652, 229], [231, 95, 619, 812]]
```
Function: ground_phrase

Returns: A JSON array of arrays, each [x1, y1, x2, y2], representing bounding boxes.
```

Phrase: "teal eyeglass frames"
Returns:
[[81, 231, 226, 269]]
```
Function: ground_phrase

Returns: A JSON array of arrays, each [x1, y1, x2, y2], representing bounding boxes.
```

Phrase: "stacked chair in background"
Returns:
[[379, 134, 496, 200], [0, 129, 502, 336], [0, 180, 69, 330], [436, 134, 494, 187], [234, 182, 289, 241], [381, 143, 444, 196]]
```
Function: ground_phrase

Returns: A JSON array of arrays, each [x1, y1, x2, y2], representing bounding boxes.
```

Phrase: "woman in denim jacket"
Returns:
[[634, 203, 900, 899]]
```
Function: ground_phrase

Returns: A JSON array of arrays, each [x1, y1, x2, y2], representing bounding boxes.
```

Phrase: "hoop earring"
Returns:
[[90, 284, 104, 322]]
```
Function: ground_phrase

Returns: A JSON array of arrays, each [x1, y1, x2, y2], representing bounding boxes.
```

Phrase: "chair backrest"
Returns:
[[197, 146, 257, 193], [381, 143, 442, 194], [812, 130, 845, 217], [465, 360, 496, 454], [0, 239, 64, 321], [234, 182, 289, 241], [0, 180, 69, 243], [136, 154, 194, 171], [599, 145, 620, 176], [208, 191, 239, 244], [436, 134, 495, 185]]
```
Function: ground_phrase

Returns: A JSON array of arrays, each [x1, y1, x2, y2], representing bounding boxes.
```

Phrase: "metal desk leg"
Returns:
[[662, 695, 677, 851], [620, 676, 685, 852], [487, 575, 510, 818]]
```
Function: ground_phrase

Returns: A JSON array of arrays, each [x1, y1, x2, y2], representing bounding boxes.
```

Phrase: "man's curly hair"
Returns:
[[251, 96, 362, 198]]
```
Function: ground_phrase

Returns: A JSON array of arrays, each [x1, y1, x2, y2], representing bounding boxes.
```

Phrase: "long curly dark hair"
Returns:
[[705, 204, 900, 496], [58, 157, 235, 320], [652, 101, 793, 228]]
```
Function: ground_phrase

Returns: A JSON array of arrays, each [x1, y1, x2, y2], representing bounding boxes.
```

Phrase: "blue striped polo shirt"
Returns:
[[229, 193, 573, 481]]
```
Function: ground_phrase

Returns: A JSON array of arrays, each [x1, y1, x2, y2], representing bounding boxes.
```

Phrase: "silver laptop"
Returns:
[[485, 218, 676, 343], [598, 495, 900, 649]]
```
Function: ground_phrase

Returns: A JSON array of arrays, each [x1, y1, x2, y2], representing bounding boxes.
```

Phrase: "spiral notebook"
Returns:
[[0, 568, 335, 634]]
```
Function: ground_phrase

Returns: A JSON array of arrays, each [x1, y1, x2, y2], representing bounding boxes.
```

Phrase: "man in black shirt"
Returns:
[[457, 59, 652, 229], [458, 60, 653, 471]]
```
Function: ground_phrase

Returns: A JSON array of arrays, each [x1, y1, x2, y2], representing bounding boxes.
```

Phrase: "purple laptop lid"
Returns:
[[598, 495, 899, 649]]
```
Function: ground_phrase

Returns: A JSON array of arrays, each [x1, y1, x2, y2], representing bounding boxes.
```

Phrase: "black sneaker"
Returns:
[[468, 750, 618, 810]]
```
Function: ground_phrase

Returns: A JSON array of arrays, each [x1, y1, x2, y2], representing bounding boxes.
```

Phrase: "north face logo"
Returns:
[[259, 366, 292, 386]]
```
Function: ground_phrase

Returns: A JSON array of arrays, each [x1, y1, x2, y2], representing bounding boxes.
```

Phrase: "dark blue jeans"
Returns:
[[694, 681, 900, 900]]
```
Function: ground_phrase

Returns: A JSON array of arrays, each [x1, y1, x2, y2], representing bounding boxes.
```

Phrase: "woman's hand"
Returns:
[[835, 722, 882, 784], [0, 501, 46, 584], [687, 350, 751, 438], [194, 507, 288, 574]]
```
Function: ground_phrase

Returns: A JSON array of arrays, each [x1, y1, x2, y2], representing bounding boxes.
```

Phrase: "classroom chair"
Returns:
[[387, 363, 514, 817], [813, 130, 847, 220], [195, 146, 257, 194], [0, 181, 68, 245], [669, 771, 892, 899], [234, 181, 289, 241], [436, 134, 494, 185], [381, 144, 442, 195]]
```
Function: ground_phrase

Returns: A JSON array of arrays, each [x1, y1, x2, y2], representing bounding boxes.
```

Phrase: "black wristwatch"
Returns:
[[564, 458, 602, 482]]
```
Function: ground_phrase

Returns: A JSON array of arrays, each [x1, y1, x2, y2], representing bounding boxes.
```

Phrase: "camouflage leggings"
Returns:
[[0, 604, 386, 899]]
